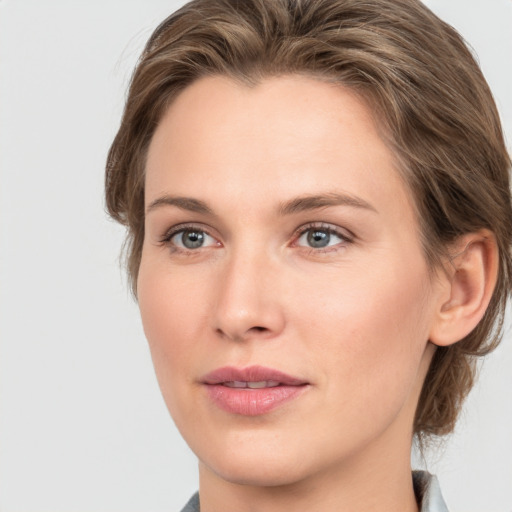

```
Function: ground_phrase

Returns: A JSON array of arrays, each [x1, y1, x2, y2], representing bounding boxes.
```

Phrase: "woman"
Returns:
[[105, 0, 512, 510]]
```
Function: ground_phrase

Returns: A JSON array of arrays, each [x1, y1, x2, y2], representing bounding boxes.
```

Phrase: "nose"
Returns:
[[212, 248, 286, 342]]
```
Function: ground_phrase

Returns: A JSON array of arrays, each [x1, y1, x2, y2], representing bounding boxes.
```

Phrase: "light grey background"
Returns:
[[0, 1, 511, 511]]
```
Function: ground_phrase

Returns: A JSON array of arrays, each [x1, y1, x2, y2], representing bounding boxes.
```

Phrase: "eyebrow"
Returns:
[[278, 192, 377, 216], [146, 195, 213, 215], [145, 192, 377, 216]]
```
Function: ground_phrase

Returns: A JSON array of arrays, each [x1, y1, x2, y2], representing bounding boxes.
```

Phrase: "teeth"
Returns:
[[223, 381, 248, 388], [223, 380, 281, 388], [247, 381, 268, 389]]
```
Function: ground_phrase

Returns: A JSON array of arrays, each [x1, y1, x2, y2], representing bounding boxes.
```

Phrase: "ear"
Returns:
[[429, 230, 499, 347]]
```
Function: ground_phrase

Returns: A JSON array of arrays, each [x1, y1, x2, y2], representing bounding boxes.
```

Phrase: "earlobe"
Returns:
[[429, 230, 499, 347]]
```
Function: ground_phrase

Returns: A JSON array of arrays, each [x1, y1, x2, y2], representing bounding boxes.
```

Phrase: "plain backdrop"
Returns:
[[0, 1, 511, 511]]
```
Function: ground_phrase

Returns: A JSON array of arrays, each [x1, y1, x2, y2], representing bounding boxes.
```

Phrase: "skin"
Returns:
[[137, 75, 494, 512]]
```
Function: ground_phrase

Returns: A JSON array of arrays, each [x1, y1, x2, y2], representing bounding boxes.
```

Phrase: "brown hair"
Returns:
[[105, 0, 512, 437]]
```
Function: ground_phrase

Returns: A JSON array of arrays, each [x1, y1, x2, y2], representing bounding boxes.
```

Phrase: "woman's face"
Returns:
[[139, 75, 442, 487]]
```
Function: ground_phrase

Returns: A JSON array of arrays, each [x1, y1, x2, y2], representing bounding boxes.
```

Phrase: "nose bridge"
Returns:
[[213, 242, 284, 341]]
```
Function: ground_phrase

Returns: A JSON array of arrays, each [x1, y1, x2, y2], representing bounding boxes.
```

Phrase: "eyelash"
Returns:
[[159, 223, 218, 255], [292, 222, 354, 254], [159, 222, 354, 255]]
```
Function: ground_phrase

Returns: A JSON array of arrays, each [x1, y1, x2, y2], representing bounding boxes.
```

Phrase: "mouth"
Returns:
[[201, 366, 309, 416], [221, 380, 282, 388]]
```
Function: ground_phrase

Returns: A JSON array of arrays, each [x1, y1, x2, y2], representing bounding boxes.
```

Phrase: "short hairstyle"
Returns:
[[105, 0, 512, 438]]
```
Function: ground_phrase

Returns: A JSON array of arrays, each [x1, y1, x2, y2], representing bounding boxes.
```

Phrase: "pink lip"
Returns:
[[201, 365, 309, 416]]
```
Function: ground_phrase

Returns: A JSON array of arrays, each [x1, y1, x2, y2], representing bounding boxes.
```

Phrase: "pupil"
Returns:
[[307, 230, 330, 248], [182, 230, 204, 249]]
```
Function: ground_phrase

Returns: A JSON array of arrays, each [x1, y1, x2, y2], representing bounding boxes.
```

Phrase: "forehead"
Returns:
[[145, 74, 414, 225]]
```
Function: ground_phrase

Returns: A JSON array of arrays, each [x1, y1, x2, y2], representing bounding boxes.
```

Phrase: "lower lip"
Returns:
[[205, 384, 308, 416]]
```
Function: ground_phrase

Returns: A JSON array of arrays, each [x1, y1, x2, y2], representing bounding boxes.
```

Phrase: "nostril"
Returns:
[[215, 325, 269, 341]]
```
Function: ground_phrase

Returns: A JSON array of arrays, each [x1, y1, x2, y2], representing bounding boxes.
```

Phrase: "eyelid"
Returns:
[[291, 222, 355, 249], [159, 223, 221, 249]]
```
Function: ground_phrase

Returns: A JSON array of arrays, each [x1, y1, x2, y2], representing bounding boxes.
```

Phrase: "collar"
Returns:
[[413, 471, 450, 512], [181, 471, 450, 512]]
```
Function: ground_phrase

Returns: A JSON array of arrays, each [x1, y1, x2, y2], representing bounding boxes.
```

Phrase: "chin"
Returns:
[[184, 424, 312, 487], [204, 451, 312, 488]]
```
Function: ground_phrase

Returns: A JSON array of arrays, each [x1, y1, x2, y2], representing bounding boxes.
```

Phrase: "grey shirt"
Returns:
[[180, 471, 448, 512]]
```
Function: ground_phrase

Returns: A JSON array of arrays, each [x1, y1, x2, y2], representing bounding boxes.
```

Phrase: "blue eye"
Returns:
[[168, 228, 217, 250], [296, 227, 346, 249]]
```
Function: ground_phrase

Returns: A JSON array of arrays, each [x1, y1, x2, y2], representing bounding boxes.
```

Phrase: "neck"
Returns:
[[197, 431, 419, 512]]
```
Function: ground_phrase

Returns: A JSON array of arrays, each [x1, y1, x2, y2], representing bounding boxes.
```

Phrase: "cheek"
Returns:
[[137, 259, 210, 410], [138, 252, 211, 347], [298, 252, 431, 341], [297, 256, 433, 422]]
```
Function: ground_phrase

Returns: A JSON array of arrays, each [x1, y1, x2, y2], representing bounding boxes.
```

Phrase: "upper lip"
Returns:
[[202, 365, 308, 386]]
